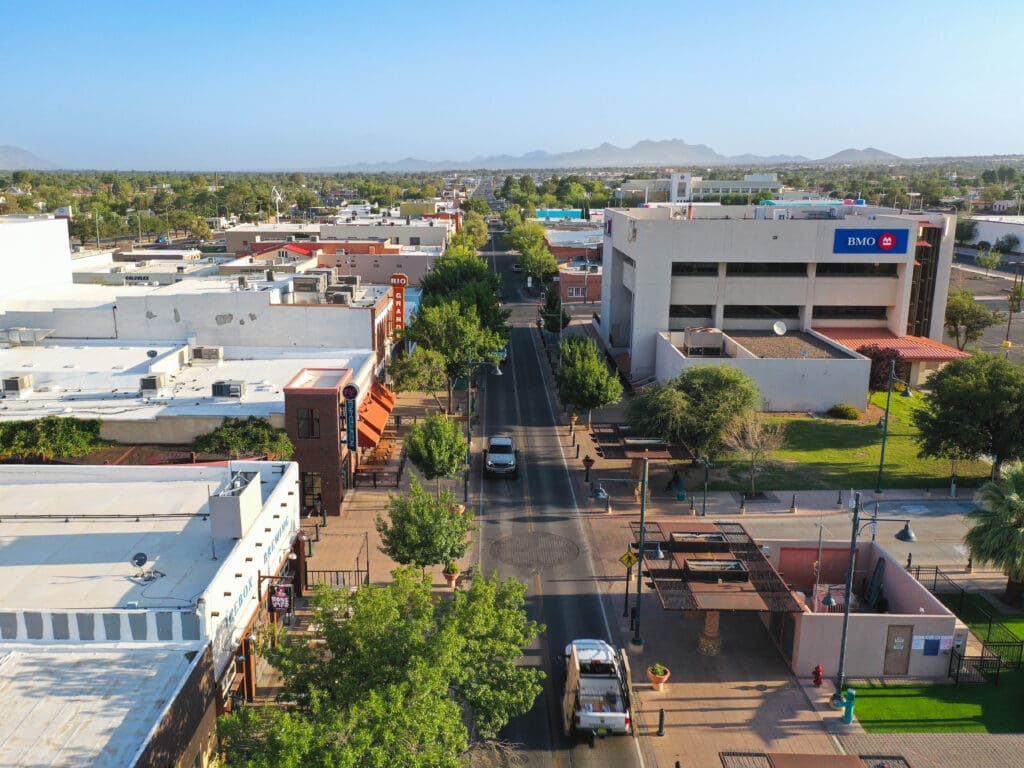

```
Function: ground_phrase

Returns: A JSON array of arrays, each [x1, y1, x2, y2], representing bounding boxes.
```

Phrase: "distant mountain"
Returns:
[[316, 139, 819, 172], [818, 147, 902, 164], [0, 145, 54, 170]]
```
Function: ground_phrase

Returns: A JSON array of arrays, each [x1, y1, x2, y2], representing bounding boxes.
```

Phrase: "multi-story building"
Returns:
[[598, 202, 965, 411], [618, 173, 784, 204]]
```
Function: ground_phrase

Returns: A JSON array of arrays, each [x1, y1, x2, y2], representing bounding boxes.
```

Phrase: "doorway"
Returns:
[[883, 624, 913, 675]]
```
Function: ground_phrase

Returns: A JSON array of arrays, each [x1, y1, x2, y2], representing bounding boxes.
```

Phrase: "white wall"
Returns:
[[0, 217, 72, 299], [969, 217, 1024, 251], [322, 222, 449, 248]]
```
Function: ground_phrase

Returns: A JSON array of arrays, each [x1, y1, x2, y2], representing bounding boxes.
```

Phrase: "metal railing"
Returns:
[[305, 568, 369, 590]]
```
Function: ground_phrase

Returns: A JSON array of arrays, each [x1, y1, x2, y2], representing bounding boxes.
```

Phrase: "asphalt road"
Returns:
[[474, 256, 644, 767]]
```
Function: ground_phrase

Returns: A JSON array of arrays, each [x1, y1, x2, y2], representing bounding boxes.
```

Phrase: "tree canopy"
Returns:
[[419, 248, 509, 339], [375, 476, 473, 570], [401, 414, 469, 494], [557, 337, 623, 427], [193, 416, 294, 459], [0, 416, 104, 462], [912, 352, 1024, 474], [944, 289, 1002, 350], [220, 568, 544, 766], [964, 462, 1024, 606]]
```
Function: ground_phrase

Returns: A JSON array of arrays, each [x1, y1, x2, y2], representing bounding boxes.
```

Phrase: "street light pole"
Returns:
[[631, 456, 649, 649], [1003, 262, 1023, 359], [875, 361, 895, 494]]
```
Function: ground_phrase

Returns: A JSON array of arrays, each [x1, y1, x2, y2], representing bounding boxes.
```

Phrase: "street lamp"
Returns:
[[696, 457, 712, 516], [94, 214, 102, 249], [875, 360, 914, 494], [464, 353, 501, 503], [631, 455, 650, 650], [832, 491, 916, 706], [1002, 262, 1023, 360]]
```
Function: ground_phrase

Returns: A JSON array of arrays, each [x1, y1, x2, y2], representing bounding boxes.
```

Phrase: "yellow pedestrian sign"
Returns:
[[619, 551, 639, 569]]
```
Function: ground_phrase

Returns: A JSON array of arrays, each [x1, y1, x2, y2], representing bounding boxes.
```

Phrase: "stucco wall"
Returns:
[[0, 217, 72, 299], [100, 413, 287, 445]]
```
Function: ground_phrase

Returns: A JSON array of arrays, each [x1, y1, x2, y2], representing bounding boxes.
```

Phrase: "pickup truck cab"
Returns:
[[483, 434, 518, 478], [562, 639, 633, 739]]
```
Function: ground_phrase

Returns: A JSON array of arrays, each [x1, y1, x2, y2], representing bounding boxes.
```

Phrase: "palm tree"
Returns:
[[963, 462, 1024, 607]]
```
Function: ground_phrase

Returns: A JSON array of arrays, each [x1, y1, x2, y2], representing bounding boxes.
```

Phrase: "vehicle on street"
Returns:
[[497, 345, 509, 365], [561, 639, 633, 739], [512, 263, 523, 273], [483, 434, 518, 478]]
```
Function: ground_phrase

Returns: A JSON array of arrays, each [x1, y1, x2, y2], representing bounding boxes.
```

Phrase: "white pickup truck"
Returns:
[[561, 638, 633, 739]]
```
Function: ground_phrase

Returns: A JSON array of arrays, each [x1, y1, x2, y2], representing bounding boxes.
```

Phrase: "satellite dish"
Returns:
[[131, 552, 148, 568], [772, 321, 788, 336], [146, 349, 158, 358]]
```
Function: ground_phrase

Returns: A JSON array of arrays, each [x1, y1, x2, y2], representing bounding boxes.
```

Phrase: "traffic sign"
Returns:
[[619, 551, 639, 569]]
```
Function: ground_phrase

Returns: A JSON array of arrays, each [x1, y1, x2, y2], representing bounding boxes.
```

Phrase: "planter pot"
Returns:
[[443, 571, 459, 587], [647, 666, 671, 691]]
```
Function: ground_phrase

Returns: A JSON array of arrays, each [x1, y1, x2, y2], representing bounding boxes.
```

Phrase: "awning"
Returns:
[[371, 381, 397, 409], [357, 399, 390, 448]]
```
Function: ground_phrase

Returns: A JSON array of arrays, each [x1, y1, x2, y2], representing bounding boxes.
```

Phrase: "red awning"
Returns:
[[371, 381, 397, 409], [916, 239, 932, 247], [357, 420, 381, 448], [357, 399, 389, 448]]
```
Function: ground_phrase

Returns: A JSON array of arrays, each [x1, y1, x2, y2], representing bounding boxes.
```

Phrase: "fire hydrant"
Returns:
[[812, 665, 824, 687]]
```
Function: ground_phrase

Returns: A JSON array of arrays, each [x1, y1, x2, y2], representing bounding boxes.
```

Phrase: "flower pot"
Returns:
[[647, 665, 671, 691], [443, 570, 459, 587]]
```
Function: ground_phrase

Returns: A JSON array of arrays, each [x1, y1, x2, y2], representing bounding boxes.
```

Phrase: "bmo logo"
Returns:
[[833, 228, 909, 254]]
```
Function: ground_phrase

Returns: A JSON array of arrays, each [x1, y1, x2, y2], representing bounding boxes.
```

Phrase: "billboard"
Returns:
[[833, 229, 910, 254]]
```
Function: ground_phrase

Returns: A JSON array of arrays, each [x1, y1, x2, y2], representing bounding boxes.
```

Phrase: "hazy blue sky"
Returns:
[[4, 0, 1022, 170]]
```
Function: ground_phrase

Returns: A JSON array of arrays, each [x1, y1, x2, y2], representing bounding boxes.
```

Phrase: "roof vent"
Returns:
[[212, 380, 246, 398]]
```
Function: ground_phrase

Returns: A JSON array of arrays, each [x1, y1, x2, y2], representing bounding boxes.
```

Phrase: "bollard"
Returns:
[[630, 607, 637, 632], [790, 493, 797, 513], [575, 444, 580, 459], [605, 494, 613, 515], [966, 556, 974, 574], [836, 489, 843, 509], [689, 496, 695, 515], [313, 522, 322, 542], [572, 431, 577, 446], [906, 552, 913, 570], [841, 688, 856, 725], [657, 708, 666, 736], [739, 493, 746, 514]]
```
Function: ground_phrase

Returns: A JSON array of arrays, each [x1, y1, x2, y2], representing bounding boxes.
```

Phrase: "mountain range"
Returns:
[[0, 140, 905, 172]]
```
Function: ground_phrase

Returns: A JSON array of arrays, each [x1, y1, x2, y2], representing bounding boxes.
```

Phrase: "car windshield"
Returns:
[[489, 444, 513, 454]]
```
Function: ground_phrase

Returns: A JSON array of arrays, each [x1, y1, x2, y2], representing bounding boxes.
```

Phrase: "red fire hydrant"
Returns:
[[812, 665, 824, 687]]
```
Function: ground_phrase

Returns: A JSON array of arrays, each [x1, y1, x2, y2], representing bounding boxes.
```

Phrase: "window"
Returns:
[[297, 408, 320, 439], [669, 304, 713, 318], [568, 286, 586, 298], [813, 305, 888, 320], [410, 237, 420, 246], [671, 262, 718, 276], [301, 472, 322, 511], [816, 262, 899, 277], [723, 305, 800, 319], [726, 262, 808, 277]]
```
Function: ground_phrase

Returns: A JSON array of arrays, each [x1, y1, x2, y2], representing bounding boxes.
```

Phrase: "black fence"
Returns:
[[305, 568, 369, 591], [949, 646, 1002, 685]]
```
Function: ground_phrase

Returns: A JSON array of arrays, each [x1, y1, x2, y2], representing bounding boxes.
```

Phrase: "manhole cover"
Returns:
[[490, 533, 580, 568]]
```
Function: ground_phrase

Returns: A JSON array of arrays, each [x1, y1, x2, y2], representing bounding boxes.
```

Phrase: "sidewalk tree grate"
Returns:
[[490, 533, 580, 568]]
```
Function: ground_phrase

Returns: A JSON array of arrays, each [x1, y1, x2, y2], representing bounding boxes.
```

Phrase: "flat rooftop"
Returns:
[[0, 464, 284, 611], [0, 342, 373, 421], [286, 368, 349, 390], [726, 331, 852, 360], [0, 645, 203, 768]]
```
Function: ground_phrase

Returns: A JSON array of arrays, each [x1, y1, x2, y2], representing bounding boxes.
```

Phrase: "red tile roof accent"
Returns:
[[251, 242, 318, 257], [814, 327, 970, 362]]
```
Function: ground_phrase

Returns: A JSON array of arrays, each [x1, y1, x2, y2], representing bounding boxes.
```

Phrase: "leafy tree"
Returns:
[[420, 248, 509, 338], [539, 289, 569, 334], [402, 413, 468, 494], [913, 352, 1024, 475], [390, 347, 447, 410], [460, 198, 490, 216], [944, 289, 1002, 349], [995, 234, 1021, 254], [976, 248, 1003, 276], [0, 416, 104, 462], [954, 217, 978, 244], [557, 337, 623, 427], [460, 210, 490, 249], [506, 220, 546, 254], [375, 476, 473, 569], [963, 463, 1024, 606], [722, 412, 785, 496], [193, 416, 294, 459], [188, 216, 211, 240], [856, 345, 909, 392], [625, 366, 760, 459], [402, 301, 505, 411], [500, 207, 522, 229], [520, 242, 558, 281]]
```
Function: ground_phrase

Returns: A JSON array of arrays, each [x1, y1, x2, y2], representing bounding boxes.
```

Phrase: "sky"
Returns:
[[3, 0, 1023, 170]]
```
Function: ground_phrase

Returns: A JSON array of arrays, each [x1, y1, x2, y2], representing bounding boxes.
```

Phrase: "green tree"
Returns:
[[420, 248, 509, 338], [954, 217, 978, 244], [963, 463, 1024, 606], [460, 210, 490, 249], [460, 198, 490, 216], [976, 248, 1003, 276], [994, 234, 1021, 254], [193, 416, 294, 459], [722, 412, 785, 496], [402, 301, 504, 411], [375, 476, 473, 570], [944, 289, 1002, 349], [913, 352, 1024, 475], [403, 414, 468, 494], [520, 242, 558, 281], [557, 337, 623, 428], [390, 347, 447, 410], [539, 289, 569, 334], [188, 216, 212, 240], [857, 345, 909, 392], [506, 220, 546, 254], [0, 417, 104, 462]]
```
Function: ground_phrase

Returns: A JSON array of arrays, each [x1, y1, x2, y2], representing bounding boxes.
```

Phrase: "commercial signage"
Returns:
[[346, 398, 357, 449], [390, 273, 408, 334], [269, 584, 293, 615], [833, 228, 909, 254]]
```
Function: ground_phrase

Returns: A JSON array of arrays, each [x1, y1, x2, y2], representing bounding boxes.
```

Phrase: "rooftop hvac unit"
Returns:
[[3, 374, 34, 395], [139, 373, 167, 391], [330, 292, 350, 305], [110, 266, 126, 274], [212, 380, 246, 398], [337, 274, 360, 288], [238, 275, 248, 289], [192, 346, 224, 361]]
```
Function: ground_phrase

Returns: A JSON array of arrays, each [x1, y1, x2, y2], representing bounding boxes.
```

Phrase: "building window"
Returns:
[[726, 262, 808, 277], [813, 305, 888, 320], [301, 472, 322, 511], [723, 305, 800, 319], [816, 262, 899, 277], [671, 262, 718, 276], [297, 408, 320, 439], [568, 286, 586, 298], [410, 237, 420, 246], [669, 304, 713, 318]]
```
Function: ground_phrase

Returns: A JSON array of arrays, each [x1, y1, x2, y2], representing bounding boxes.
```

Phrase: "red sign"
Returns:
[[390, 273, 408, 333], [878, 232, 896, 251]]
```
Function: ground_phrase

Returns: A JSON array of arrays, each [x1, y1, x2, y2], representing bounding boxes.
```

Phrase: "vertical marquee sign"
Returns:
[[342, 383, 359, 450], [390, 273, 408, 337]]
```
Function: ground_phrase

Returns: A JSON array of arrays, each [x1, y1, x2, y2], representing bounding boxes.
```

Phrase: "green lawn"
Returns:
[[938, 592, 1024, 643], [709, 391, 991, 491], [855, 594, 1024, 734]]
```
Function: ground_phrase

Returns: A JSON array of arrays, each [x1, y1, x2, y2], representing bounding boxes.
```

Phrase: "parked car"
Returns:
[[561, 639, 633, 739]]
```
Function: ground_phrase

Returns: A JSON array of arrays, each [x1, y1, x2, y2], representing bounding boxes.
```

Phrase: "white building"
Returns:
[[618, 174, 784, 203], [0, 462, 303, 768], [599, 203, 963, 411], [966, 215, 1024, 251], [0, 215, 73, 300]]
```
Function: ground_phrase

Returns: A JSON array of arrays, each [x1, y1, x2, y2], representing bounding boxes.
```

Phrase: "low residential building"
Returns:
[[0, 462, 304, 768], [599, 203, 965, 410]]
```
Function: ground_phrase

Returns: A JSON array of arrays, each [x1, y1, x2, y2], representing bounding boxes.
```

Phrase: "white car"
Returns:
[[484, 435, 518, 478]]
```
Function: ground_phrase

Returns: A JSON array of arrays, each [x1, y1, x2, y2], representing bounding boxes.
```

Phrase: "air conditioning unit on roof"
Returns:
[[3, 374, 34, 396], [212, 380, 246, 398], [192, 346, 224, 362], [140, 373, 167, 391]]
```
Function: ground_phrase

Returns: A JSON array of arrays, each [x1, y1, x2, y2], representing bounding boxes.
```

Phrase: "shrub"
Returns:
[[828, 403, 861, 420]]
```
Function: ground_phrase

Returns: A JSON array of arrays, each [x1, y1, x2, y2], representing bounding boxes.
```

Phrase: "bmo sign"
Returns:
[[833, 228, 909, 254]]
